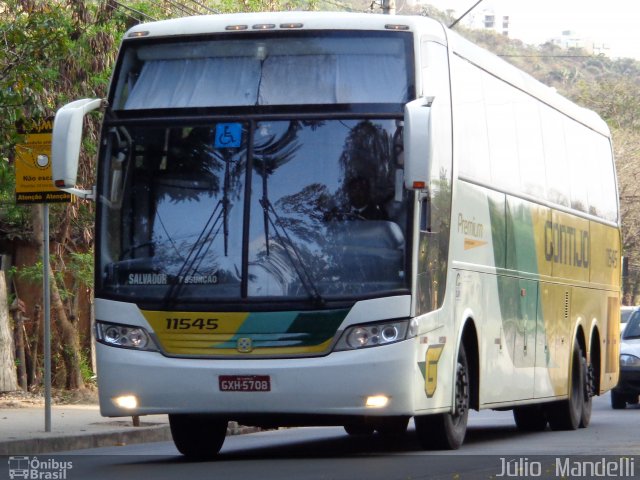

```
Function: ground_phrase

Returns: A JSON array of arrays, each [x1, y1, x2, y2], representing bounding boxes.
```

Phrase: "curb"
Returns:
[[0, 422, 260, 456], [0, 425, 172, 456]]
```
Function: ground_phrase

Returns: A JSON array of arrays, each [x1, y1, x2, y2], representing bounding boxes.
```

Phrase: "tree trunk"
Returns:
[[0, 271, 19, 392], [49, 261, 84, 390], [27, 304, 41, 388], [13, 310, 27, 391]]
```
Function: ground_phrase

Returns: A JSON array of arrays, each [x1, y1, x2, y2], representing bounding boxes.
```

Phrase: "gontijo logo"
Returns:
[[8, 456, 73, 479], [544, 220, 589, 268]]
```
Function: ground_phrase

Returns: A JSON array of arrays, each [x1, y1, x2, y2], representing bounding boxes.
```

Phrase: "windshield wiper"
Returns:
[[259, 196, 325, 307], [161, 152, 233, 307], [161, 198, 226, 307]]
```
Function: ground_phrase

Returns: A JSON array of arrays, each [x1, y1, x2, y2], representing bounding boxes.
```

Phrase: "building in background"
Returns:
[[465, 6, 510, 36]]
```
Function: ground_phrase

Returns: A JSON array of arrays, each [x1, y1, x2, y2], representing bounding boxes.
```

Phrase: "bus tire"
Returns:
[[169, 414, 228, 459], [344, 423, 375, 436], [375, 417, 409, 437], [546, 342, 583, 431], [512, 405, 547, 432], [579, 355, 593, 428], [415, 345, 469, 450]]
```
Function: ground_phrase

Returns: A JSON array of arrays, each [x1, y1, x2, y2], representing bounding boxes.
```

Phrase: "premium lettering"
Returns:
[[458, 213, 484, 238]]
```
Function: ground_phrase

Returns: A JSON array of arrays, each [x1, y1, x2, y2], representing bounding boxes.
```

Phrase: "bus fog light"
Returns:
[[366, 395, 389, 408], [113, 395, 138, 410]]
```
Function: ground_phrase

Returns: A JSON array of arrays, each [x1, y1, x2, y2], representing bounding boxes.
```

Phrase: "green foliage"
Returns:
[[0, 156, 29, 236], [12, 250, 93, 301], [12, 261, 44, 285], [78, 349, 95, 384], [68, 251, 94, 290]]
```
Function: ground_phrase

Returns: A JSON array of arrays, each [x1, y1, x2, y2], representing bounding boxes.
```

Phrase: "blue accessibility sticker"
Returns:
[[215, 123, 242, 148]]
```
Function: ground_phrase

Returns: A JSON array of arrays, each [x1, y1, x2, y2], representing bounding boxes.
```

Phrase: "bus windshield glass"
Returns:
[[112, 32, 411, 109], [98, 119, 409, 303]]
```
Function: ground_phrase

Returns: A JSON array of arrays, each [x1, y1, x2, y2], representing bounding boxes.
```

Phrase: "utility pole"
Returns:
[[449, 0, 485, 28], [382, 0, 395, 15]]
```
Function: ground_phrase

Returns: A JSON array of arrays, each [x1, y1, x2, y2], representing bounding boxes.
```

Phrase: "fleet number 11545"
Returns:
[[165, 318, 219, 330]]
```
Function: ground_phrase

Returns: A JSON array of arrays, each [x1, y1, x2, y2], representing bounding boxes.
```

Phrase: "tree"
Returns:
[[0, 271, 18, 392]]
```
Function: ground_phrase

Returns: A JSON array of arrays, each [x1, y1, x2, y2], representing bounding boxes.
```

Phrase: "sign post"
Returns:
[[15, 119, 71, 432]]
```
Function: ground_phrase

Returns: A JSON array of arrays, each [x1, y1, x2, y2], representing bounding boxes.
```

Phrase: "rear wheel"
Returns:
[[513, 405, 547, 432], [579, 355, 593, 428], [169, 414, 228, 459], [415, 345, 469, 450], [546, 342, 583, 431]]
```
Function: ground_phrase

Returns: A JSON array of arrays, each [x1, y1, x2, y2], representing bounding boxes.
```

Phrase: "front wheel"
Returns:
[[375, 417, 410, 437], [169, 414, 228, 459], [415, 345, 470, 450], [344, 423, 375, 436]]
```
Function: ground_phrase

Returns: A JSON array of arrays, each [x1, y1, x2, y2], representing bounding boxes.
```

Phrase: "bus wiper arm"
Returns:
[[162, 199, 225, 306], [259, 197, 324, 306]]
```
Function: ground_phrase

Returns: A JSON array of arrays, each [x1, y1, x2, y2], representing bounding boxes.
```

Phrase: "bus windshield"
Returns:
[[112, 32, 411, 109], [98, 119, 409, 304]]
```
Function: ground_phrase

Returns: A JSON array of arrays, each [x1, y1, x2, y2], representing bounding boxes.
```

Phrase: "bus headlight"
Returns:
[[96, 321, 158, 351], [334, 319, 413, 351]]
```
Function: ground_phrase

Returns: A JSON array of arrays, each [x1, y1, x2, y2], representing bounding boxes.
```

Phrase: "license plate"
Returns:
[[219, 375, 271, 392]]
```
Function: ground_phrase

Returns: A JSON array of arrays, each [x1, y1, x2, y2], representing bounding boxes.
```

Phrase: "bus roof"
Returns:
[[445, 28, 610, 137], [124, 11, 609, 136], [124, 11, 447, 39]]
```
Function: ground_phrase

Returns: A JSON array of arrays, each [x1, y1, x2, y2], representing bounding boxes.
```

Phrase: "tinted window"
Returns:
[[113, 33, 411, 109]]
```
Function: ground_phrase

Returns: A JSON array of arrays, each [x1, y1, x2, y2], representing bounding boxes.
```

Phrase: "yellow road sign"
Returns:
[[15, 119, 70, 204]]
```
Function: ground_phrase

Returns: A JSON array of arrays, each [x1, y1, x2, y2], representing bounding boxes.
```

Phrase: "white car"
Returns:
[[620, 305, 636, 335], [612, 309, 640, 409]]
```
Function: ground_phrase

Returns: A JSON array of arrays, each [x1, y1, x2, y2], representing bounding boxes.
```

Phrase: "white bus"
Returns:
[[51, 12, 621, 457]]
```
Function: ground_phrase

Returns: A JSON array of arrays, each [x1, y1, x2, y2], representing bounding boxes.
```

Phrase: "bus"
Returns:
[[51, 11, 621, 457]]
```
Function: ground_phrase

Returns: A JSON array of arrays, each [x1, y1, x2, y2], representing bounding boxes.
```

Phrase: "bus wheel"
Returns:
[[375, 417, 410, 437], [169, 414, 228, 459], [415, 345, 469, 450], [546, 342, 583, 431], [513, 405, 547, 431], [344, 423, 375, 436], [579, 356, 593, 428]]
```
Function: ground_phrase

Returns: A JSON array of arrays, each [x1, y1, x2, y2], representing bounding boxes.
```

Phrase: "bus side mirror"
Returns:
[[403, 96, 434, 191], [51, 98, 102, 198]]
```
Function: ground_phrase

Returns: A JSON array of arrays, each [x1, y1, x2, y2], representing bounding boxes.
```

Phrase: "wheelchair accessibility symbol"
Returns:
[[215, 123, 242, 148]]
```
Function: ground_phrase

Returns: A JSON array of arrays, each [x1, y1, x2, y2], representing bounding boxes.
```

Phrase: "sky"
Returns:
[[421, 0, 640, 60]]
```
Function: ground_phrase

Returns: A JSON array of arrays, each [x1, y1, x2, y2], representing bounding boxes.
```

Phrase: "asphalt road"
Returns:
[[33, 393, 640, 480]]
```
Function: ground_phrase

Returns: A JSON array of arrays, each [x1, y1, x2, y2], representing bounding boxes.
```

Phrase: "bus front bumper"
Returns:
[[97, 340, 419, 421]]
